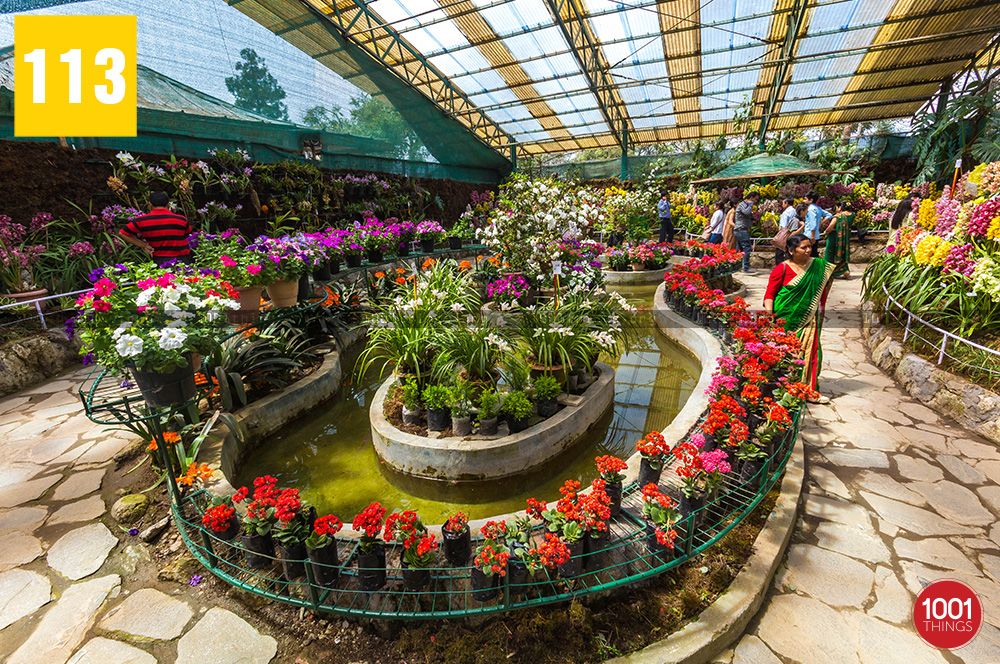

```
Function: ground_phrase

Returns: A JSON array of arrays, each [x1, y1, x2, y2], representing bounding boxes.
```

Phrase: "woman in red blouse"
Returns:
[[764, 234, 835, 403]]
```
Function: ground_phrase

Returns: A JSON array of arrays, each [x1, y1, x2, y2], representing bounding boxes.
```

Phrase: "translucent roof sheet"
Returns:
[[215, 0, 1000, 155]]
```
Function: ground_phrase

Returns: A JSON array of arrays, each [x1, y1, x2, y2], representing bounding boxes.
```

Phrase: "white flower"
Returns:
[[157, 328, 188, 351], [111, 321, 132, 340], [590, 331, 616, 349], [115, 334, 144, 358], [450, 303, 465, 313], [116, 151, 134, 164], [135, 287, 156, 307]]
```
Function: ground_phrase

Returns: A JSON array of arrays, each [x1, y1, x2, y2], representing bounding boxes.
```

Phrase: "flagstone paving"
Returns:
[[0, 273, 996, 663]]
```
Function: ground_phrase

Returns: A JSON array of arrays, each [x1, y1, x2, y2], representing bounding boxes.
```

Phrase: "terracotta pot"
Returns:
[[267, 279, 299, 308], [3, 287, 47, 302], [228, 285, 263, 325]]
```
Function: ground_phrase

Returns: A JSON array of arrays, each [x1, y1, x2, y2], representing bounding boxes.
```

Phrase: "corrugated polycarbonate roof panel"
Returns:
[[699, 0, 773, 124]]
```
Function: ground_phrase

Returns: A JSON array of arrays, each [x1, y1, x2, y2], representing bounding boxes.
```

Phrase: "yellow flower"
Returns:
[[916, 198, 937, 230], [987, 217, 1000, 241], [913, 235, 950, 266], [854, 182, 875, 200]]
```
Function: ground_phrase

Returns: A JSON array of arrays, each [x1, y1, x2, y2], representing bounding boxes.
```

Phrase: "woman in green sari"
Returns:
[[822, 201, 852, 279], [764, 234, 836, 402]]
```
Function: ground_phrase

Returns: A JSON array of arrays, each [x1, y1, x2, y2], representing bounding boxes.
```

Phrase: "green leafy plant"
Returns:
[[532, 375, 561, 402], [446, 380, 473, 417], [501, 390, 534, 421], [422, 384, 450, 410], [401, 378, 421, 411], [477, 389, 499, 421]]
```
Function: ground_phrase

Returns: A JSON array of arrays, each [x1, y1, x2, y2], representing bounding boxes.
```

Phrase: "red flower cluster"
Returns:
[[480, 519, 508, 541], [532, 533, 570, 568], [202, 503, 235, 533], [352, 501, 387, 539], [443, 512, 469, 534], [579, 479, 612, 532], [384, 509, 420, 541], [411, 533, 438, 558], [636, 431, 669, 459], [474, 541, 510, 577], [274, 488, 302, 523], [525, 497, 548, 519], [595, 454, 627, 481], [313, 514, 343, 537]]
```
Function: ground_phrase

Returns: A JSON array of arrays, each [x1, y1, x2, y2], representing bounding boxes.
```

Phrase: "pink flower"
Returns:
[[247, 264, 261, 275], [92, 300, 111, 312], [220, 254, 237, 268], [92, 278, 116, 297]]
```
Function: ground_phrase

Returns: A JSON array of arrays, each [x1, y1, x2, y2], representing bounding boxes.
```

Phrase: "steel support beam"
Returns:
[[544, 0, 632, 148], [757, 0, 810, 146]]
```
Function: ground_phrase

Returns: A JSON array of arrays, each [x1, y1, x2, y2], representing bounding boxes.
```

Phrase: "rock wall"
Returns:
[[0, 331, 80, 398], [861, 302, 1000, 444]]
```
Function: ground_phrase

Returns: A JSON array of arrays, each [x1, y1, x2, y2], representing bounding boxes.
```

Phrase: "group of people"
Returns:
[[696, 191, 851, 279]]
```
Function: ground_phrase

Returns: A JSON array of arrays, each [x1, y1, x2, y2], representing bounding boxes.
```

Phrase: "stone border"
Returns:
[[369, 363, 615, 482], [0, 329, 81, 398], [614, 435, 804, 664], [861, 301, 1000, 444], [602, 268, 667, 286]]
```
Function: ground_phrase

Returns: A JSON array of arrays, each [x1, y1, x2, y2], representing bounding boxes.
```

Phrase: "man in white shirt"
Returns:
[[707, 201, 726, 244], [775, 197, 801, 265]]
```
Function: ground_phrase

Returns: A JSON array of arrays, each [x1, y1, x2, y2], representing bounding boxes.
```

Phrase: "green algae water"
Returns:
[[236, 284, 698, 522]]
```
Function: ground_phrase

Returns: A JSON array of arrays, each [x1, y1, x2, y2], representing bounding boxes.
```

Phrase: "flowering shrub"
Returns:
[[485, 273, 529, 305], [73, 263, 239, 373], [202, 503, 236, 534], [443, 512, 469, 534], [474, 541, 510, 577], [305, 514, 343, 549], [636, 431, 669, 466], [595, 455, 627, 483], [352, 501, 387, 552], [415, 220, 445, 242]]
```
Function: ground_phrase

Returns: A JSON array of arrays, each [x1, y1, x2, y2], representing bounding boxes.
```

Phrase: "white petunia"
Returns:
[[157, 328, 188, 351], [111, 321, 132, 340], [115, 334, 144, 358]]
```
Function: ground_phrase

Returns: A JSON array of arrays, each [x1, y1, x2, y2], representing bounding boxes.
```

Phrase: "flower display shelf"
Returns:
[[168, 412, 801, 620]]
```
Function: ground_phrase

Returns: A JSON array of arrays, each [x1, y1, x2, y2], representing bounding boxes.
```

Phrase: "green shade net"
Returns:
[[693, 153, 830, 183]]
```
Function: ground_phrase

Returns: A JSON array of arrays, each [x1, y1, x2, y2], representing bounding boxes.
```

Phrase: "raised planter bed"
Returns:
[[369, 363, 615, 482]]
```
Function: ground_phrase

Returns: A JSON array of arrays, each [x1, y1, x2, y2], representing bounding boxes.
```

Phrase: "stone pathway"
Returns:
[[716, 273, 1000, 664], [0, 367, 277, 663], [0, 274, 997, 663]]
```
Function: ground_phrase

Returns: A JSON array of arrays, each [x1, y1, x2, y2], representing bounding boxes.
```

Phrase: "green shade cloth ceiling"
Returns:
[[692, 153, 830, 183]]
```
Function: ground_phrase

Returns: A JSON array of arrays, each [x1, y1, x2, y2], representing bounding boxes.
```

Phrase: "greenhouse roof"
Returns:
[[220, 0, 1000, 157], [692, 153, 829, 183]]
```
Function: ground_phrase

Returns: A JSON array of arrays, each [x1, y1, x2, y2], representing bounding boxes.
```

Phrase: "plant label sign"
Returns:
[[14, 15, 137, 137]]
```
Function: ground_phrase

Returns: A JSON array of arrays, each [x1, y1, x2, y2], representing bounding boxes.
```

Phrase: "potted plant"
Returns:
[[641, 483, 679, 559], [191, 230, 271, 324], [447, 381, 473, 436], [305, 514, 343, 586], [501, 390, 534, 433], [343, 233, 365, 268], [476, 389, 500, 436], [357, 216, 395, 263], [422, 384, 451, 432], [234, 477, 278, 569], [530, 480, 585, 578], [701, 448, 732, 505], [352, 501, 387, 591], [580, 479, 612, 571], [73, 264, 238, 408], [0, 213, 47, 299], [201, 495, 239, 541], [259, 235, 311, 308], [595, 455, 628, 517], [446, 217, 471, 249], [673, 441, 705, 528], [604, 247, 631, 272], [521, 532, 570, 583], [400, 378, 422, 426], [472, 540, 508, 602], [735, 439, 768, 484], [385, 510, 437, 591], [636, 431, 669, 487], [416, 220, 445, 253], [272, 488, 309, 580], [531, 375, 561, 418], [393, 220, 416, 256], [442, 512, 471, 565]]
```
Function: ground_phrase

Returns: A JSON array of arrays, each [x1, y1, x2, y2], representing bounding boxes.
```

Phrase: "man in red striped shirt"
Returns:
[[119, 191, 193, 267]]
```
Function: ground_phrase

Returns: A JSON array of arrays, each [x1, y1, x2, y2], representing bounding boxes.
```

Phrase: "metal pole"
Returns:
[[619, 129, 629, 181]]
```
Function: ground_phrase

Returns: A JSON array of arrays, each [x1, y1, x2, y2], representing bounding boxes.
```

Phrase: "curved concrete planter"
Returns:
[[370, 363, 615, 482], [602, 267, 666, 286]]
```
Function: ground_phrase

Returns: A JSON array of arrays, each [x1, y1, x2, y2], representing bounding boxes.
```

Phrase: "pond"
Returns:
[[235, 284, 699, 522]]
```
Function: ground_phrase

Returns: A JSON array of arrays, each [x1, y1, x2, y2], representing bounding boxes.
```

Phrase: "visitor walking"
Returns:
[[803, 191, 832, 257], [774, 197, 803, 266], [657, 192, 674, 243], [823, 201, 852, 279], [722, 200, 736, 249], [763, 234, 835, 401], [734, 191, 758, 272], [707, 201, 726, 244], [120, 191, 193, 267]]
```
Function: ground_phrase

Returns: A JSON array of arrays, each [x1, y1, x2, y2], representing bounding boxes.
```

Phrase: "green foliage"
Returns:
[[500, 390, 533, 421], [477, 389, 499, 420], [911, 83, 1000, 184], [401, 378, 421, 410], [446, 380, 473, 417], [422, 384, 450, 410], [531, 375, 561, 402], [225, 48, 289, 122]]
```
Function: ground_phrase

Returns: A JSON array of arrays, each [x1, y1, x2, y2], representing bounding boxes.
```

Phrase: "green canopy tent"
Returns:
[[692, 153, 830, 184]]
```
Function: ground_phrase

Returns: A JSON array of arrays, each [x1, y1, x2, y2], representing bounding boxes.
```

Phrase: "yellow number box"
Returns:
[[14, 15, 137, 137]]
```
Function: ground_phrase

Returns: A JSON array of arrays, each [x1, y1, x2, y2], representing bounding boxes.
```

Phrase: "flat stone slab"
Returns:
[[893, 537, 980, 575], [0, 505, 48, 533], [908, 480, 993, 527], [52, 469, 105, 502], [855, 471, 926, 507], [48, 495, 106, 526], [0, 568, 51, 630], [861, 492, 977, 537], [0, 531, 44, 571], [893, 456, 943, 482], [820, 447, 889, 469], [779, 544, 875, 607], [756, 594, 859, 663], [0, 473, 61, 508], [807, 466, 851, 499], [6, 574, 120, 664], [732, 635, 781, 664], [868, 566, 912, 624], [176, 608, 277, 664], [99, 588, 193, 640], [68, 637, 156, 664], [803, 494, 873, 529], [813, 520, 890, 565], [846, 609, 948, 664], [47, 523, 118, 580]]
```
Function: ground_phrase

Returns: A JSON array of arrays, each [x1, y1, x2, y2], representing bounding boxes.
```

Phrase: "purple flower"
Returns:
[[87, 267, 106, 283], [64, 315, 77, 341], [189, 574, 204, 587], [120, 379, 134, 389], [81, 352, 95, 366], [128, 527, 139, 536]]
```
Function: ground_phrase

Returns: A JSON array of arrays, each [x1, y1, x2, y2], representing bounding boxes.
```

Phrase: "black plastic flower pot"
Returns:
[[398, 243, 411, 256], [448, 236, 463, 250], [644, 523, 674, 561], [637, 457, 662, 488], [427, 407, 450, 431], [129, 357, 196, 409], [507, 415, 531, 434], [274, 541, 307, 580], [477, 417, 498, 436], [297, 274, 311, 302], [739, 458, 765, 484], [470, 567, 500, 602], [346, 254, 363, 268], [536, 398, 559, 418], [701, 433, 717, 452], [307, 540, 340, 586], [679, 492, 704, 528], [365, 249, 384, 264], [241, 532, 275, 570], [312, 262, 332, 281], [443, 526, 471, 566], [330, 258, 341, 275], [557, 539, 584, 578], [606, 480, 623, 517], [357, 544, 387, 592], [584, 529, 609, 571], [402, 565, 430, 591], [420, 238, 436, 253], [507, 554, 530, 597], [401, 406, 422, 426], [452, 416, 472, 436]]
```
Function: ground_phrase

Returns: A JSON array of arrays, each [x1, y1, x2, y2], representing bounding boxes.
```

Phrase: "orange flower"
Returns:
[[162, 431, 181, 444], [374, 271, 385, 279], [395, 277, 406, 285], [177, 462, 213, 487], [421, 258, 436, 270], [395, 267, 406, 275], [458, 260, 472, 271]]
